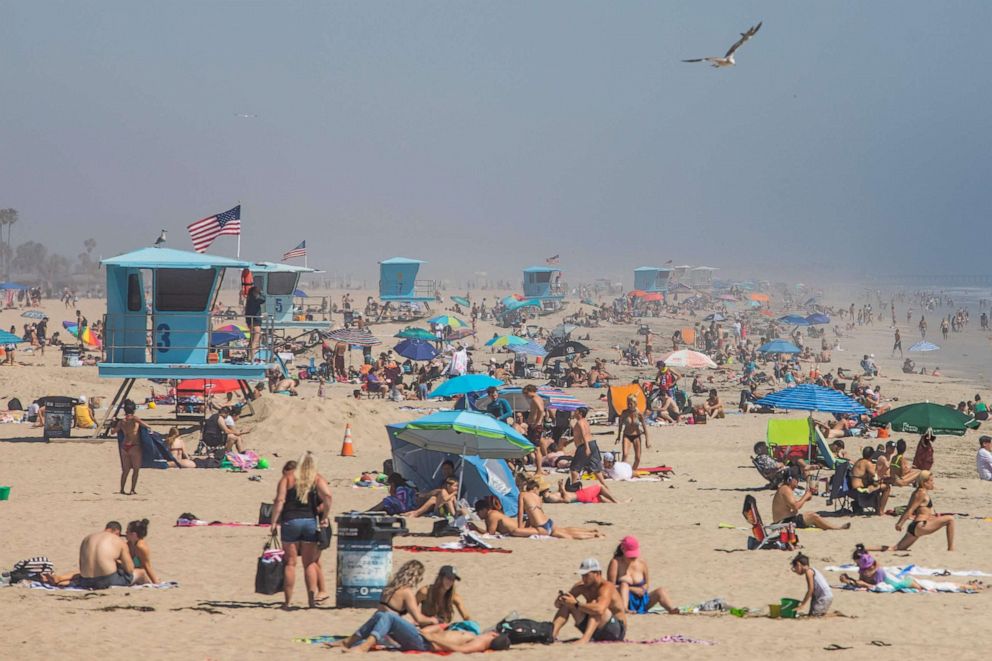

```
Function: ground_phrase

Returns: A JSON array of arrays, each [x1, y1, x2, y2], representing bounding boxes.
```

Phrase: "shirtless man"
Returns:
[[773, 469, 851, 531], [76, 521, 135, 589], [850, 446, 891, 516], [552, 558, 627, 644], [523, 385, 547, 475], [114, 400, 149, 495], [468, 498, 544, 537], [338, 615, 511, 653], [569, 408, 615, 500]]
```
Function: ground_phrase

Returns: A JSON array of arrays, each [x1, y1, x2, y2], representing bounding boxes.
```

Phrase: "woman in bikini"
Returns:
[[114, 399, 149, 495], [469, 496, 545, 537], [605, 536, 678, 614], [616, 395, 647, 470], [126, 519, 160, 585], [165, 427, 196, 468], [518, 480, 602, 539], [894, 471, 955, 551], [376, 560, 438, 626]]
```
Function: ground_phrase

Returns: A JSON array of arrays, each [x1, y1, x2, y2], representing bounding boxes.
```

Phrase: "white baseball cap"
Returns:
[[577, 558, 602, 575]]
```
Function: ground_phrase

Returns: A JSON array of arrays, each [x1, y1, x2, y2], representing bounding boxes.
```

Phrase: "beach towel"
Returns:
[[824, 564, 992, 577], [21, 580, 179, 591], [175, 518, 267, 527], [634, 466, 674, 474], [118, 428, 181, 469], [225, 450, 259, 470], [840, 579, 979, 594], [395, 544, 511, 554]]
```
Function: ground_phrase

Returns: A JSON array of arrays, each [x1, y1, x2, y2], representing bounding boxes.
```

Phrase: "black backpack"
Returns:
[[7, 397, 22, 411], [495, 618, 554, 645]]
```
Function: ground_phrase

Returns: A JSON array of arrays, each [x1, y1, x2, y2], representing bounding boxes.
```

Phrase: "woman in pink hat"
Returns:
[[606, 536, 679, 614]]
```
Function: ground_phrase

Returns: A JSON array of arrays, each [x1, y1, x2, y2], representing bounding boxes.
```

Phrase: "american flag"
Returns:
[[546, 254, 560, 265], [283, 240, 307, 260], [187, 205, 241, 253]]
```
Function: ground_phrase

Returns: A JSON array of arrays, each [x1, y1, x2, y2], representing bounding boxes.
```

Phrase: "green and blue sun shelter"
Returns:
[[633, 266, 673, 293], [378, 257, 437, 302]]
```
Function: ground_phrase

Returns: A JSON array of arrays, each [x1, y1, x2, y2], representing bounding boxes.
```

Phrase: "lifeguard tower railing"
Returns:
[[380, 279, 438, 301]]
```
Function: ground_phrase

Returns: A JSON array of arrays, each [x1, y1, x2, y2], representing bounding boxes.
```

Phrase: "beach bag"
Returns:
[[10, 556, 54, 584], [258, 502, 274, 525], [495, 618, 554, 645], [7, 398, 22, 411], [431, 519, 461, 537], [317, 520, 332, 550], [254, 535, 285, 595]]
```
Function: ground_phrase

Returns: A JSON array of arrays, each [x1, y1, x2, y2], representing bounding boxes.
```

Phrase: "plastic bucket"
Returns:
[[768, 603, 781, 618], [780, 598, 800, 618], [0, 486, 11, 501]]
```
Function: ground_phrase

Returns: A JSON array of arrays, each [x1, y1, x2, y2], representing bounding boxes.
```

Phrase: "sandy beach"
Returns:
[[2, 289, 991, 661]]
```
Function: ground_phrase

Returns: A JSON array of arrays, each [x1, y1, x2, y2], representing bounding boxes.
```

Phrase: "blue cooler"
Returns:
[[335, 513, 407, 608]]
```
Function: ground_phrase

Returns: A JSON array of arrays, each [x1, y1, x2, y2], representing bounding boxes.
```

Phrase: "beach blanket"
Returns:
[[840, 579, 979, 594], [175, 518, 267, 528], [225, 450, 259, 470], [825, 564, 992, 577], [395, 544, 511, 554], [21, 581, 179, 591]]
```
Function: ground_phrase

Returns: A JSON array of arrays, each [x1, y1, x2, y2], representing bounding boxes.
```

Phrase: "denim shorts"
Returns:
[[281, 517, 318, 544]]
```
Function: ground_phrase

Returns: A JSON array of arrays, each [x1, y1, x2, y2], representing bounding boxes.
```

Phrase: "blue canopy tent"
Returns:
[[387, 429, 521, 516], [757, 339, 801, 354], [755, 384, 868, 464]]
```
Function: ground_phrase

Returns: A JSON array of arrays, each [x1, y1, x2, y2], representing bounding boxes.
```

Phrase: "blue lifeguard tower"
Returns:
[[522, 266, 564, 311], [251, 262, 327, 329], [633, 266, 673, 293], [378, 257, 437, 303], [97, 247, 272, 434]]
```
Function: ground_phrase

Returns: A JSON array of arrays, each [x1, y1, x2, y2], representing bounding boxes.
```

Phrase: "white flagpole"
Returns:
[[237, 233, 241, 259]]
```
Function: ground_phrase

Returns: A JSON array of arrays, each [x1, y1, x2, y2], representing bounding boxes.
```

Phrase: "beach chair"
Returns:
[[826, 461, 853, 511], [742, 495, 798, 550]]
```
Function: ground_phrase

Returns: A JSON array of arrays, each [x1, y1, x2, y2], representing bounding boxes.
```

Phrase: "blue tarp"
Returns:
[[387, 430, 520, 516]]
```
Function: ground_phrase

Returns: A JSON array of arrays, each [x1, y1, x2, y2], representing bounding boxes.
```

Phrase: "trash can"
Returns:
[[61, 346, 81, 367], [41, 396, 78, 440], [334, 513, 407, 608]]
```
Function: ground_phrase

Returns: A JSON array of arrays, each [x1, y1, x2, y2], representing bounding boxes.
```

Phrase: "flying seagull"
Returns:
[[682, 21, 762, 68], [154, 229, 167, 247]]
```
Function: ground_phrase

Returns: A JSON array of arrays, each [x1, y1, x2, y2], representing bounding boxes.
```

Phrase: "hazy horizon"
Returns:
[[2, 2, 990, 286]]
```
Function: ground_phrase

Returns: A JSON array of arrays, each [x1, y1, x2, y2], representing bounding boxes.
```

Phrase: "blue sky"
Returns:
[[1, 1, 989, 283]]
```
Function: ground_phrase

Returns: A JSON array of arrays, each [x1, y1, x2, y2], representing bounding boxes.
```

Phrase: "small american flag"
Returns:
[[546, 254, 560, 265], [187, 205, 241, 253], [283, 241, 307, 260]]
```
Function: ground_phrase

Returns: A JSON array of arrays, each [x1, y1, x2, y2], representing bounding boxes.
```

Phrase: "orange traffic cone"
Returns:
[[340, 423, 355, 457]]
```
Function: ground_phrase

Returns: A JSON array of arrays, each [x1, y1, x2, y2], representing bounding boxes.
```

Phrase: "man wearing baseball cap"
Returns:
[[551, 558, 626, 643], [977, 436, 992, 481]]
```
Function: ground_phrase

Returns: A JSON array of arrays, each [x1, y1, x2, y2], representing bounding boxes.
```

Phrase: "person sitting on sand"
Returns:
[[602, 451, 633, 481], [273, 377, 300, 396], [165, 427, 196, 468], [417, 565, 472, 623], [125, 519, 160, 585], [541, 477, 620, 505], [606, 536, 678, 614], [74, 521, 135, 589], [552, 558, 627, 643], [518, 480, 603, 539], [977, 435, 992, 481], [73, 395, 97, 429], [703, 388, 725, 419], [893, 471, 955, 551], [223, 407, 249, 453], [114, 400, 149, 495], [404, 477, 462, 518], [772, 468, 851, 531], [469, 496, 545, 537], [369, 473, 417, 515], [790, 553, 832, 616], [650, 389, 680, 423], [850, 445, 891, 516]]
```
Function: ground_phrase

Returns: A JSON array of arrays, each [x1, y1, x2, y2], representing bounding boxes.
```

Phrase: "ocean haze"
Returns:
[[1, 1, 990, 284]]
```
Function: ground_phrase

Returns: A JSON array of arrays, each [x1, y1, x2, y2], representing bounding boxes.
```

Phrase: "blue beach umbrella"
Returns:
[[0, 329, 25, 344], [805, 313, 830, 325], [293, 289, 308, 298], [394, 339, 438, 361], [391, 410, 534, 460], [779, 314, 811, 326], [508, 341, 548, 358], [756, 384, 868, 416], [757, 339, 801, 354], [485, 334, 528, 348], [428, 374, 503, 398], [451, 296, 471, 307]]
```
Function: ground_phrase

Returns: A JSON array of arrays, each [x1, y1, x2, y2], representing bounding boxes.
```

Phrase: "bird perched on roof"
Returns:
[[682, 21, 762, 68], [154, 229, 167, 247]]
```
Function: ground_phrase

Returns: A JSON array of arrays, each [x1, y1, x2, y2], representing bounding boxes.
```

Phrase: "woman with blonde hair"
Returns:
[[894, 470, 956, 551], [375, 559, 438, 625], [270, 451, 333, 608]]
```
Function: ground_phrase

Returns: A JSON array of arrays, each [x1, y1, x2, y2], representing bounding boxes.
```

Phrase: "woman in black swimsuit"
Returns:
[[894, 471, 956, 551], [616, 395, 647, 470], [378, 560, 438, 626]]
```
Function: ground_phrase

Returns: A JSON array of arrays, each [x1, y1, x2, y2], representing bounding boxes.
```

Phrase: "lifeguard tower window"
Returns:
[[155, 269, 216, 311], [127, 274, 142, 311], [266, 271, 296, 296], [534, 272, 552, 283]]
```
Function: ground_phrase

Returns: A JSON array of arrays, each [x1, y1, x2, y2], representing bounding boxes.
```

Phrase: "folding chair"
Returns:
[[742, 495, 798, 550], [826, 461, 853, 511]]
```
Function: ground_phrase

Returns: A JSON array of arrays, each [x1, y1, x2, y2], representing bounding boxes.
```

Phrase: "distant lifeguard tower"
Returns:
[[251, 262, 329, 345], [522, 266, 564, 311], [378, 257, 437, 303], [688, 266, 718, 290], [633, 266, 673, 293], [97, 247, 272, 434]]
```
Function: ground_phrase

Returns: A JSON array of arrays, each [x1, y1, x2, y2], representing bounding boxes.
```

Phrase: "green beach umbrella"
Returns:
[[394, 327, 436, 341], [872, 402, 980, 436]]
